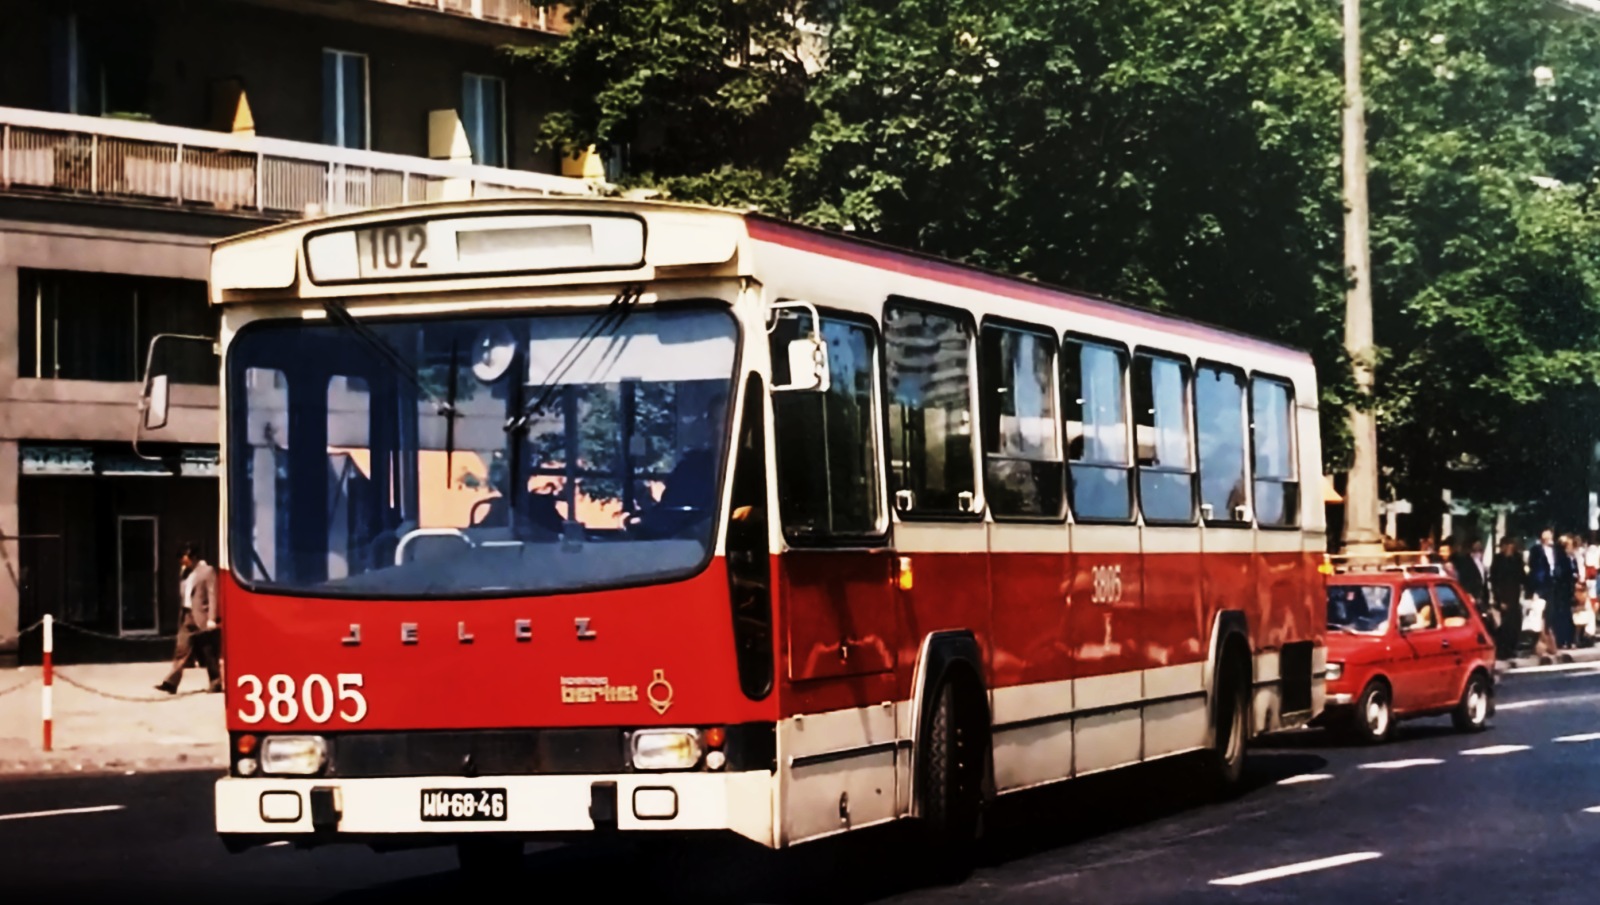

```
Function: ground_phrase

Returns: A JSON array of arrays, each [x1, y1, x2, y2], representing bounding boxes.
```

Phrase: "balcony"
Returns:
[[0, 106, 599, 221], [367, 0, 571, 32]]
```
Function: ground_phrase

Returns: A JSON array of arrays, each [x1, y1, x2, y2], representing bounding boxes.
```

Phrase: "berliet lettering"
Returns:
[[560, 675, 638, 704]]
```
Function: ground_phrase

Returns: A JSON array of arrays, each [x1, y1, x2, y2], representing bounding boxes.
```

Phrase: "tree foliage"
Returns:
[[513, 0, 1600, 535]]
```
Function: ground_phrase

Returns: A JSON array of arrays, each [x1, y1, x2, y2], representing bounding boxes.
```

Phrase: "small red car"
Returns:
[[1316, 570, 1498, 743]]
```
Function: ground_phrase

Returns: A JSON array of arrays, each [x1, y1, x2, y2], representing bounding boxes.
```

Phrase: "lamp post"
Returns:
[[1342, 0, 1383, 556]]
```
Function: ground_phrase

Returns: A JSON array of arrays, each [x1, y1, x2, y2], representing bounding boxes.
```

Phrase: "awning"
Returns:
[[1323, 475, 1344, 504]]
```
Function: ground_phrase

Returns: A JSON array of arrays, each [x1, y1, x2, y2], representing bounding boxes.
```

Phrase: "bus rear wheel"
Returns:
[[1199, 655, 1249, 797], [917, 678, 984, 883]]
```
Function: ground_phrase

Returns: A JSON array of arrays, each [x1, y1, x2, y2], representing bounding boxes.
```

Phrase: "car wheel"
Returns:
[[1351, 680, 1392, 744], [1451, 672, 1492, 732]]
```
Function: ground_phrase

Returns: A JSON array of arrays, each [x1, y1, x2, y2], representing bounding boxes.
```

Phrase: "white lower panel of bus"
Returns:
[[216, 771, 775, 845]]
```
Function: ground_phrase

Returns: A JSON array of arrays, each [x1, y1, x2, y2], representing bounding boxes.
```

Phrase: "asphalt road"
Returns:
[[7, 664, 1600, 905]]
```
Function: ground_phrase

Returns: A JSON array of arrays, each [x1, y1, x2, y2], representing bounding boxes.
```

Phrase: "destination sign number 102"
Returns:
[[357, 225, 429, 276]]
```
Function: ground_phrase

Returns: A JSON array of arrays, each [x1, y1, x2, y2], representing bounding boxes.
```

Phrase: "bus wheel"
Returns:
[[455, 836, 523, 885], [918, 678, 984, 883], [1200, 656, 1248, 797]]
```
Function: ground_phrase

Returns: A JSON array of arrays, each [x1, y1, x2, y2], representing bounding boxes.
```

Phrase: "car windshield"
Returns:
[[226, 304, 740, 598], [1327, 584, 1392, 634]]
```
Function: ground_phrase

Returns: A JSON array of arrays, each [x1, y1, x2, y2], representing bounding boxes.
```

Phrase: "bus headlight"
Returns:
[[631, 730, 703, 770], [259, 736, 328, 775], [1326, 662, 1343, 681]]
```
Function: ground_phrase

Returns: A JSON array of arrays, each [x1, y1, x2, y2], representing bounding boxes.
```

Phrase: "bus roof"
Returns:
[[211, 196, 1311, 361]]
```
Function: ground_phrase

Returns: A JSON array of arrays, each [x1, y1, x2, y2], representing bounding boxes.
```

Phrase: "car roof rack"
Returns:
[[1326, 551, 1447, 577]]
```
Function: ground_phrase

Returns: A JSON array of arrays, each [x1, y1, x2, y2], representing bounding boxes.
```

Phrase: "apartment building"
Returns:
[[0, 0, 598, 664]]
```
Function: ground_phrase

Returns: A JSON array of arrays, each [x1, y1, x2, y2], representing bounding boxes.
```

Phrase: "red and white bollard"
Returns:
[[41, 614, 52, 752]]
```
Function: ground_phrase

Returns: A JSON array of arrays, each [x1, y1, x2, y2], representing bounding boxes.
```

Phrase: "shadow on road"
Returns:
[[318, 750, 1330, 905]]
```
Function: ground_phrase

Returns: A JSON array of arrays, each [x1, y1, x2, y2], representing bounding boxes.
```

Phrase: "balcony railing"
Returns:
[[370, 0, 571, 32], [0, 107, 599, 219]]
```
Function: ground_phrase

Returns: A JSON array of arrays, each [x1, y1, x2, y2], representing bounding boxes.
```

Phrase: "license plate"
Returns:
[[420, 788, 506, 821]]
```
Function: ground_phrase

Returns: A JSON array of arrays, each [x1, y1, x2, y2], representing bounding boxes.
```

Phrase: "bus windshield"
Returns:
[[226, 304, 740, 598]]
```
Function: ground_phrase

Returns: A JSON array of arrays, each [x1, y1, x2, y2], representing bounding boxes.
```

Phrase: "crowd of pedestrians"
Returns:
[[1409, 528, 1600, 662]]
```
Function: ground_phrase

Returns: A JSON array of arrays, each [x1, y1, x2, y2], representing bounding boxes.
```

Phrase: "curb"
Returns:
[[0, 748, 227, 778], [1497, 647, 1600, 671]]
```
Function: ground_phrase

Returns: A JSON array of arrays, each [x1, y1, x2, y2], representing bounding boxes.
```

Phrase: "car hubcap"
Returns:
[[1469, 686, 1487, 723], [1368, 695, 1388, 735]]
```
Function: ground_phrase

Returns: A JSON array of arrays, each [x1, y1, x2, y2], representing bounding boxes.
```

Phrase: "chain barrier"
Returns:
[[0, 618, 43, 649], [0, 674, 37, 698], [53, 622, 180, 643], [51, 670, 209, 703]]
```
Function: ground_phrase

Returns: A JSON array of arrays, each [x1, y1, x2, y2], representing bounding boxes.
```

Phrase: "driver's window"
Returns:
[[1403, 586, 1437, 630]]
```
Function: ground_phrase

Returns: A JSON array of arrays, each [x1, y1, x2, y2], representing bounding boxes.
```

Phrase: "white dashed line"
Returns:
[[0, 804, 125, 822], [266, 841, 290, 847], [1460, 745, 1531, 756], [1495, 699, 1552, 710], [1278, 774, 1333, 785], [1210, 852, 1383, 886], [1585, 806, 1600, 814], [1556, 733, 1600, 743], [1358, 758, 1444, 770]]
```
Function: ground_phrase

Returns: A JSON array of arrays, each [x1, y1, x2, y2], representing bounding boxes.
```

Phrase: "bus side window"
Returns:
[[1133, 353, 1196, 523], [979, 323, 1064, 519], [1250, 375, 1299, 528], [770, 313, 886, 539], [883, 301, 979, 516], [1063, 337, 1133, 522], [1195, 364, 1249, 524]]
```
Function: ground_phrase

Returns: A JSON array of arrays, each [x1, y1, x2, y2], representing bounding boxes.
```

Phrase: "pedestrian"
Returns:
[[156, 542, 221, 694], [1490, 537, 1525, 659], [1527, 528, 1574, 656], [1448, 537, 1486, 608]]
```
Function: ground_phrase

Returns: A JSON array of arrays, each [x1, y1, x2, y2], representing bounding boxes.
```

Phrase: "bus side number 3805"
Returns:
[[235, 674, 367, 724]]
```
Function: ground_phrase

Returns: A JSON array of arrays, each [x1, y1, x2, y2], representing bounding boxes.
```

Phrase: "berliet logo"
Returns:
[[560, 675, 638, 704]]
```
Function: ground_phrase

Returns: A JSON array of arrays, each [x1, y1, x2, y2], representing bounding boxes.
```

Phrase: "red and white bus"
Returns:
[[139, 197, 1326, 875]]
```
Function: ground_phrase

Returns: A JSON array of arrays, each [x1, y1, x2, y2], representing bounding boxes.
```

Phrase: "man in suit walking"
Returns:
[[1527, 528, 1576, 651], [156, 542, 221, 694]]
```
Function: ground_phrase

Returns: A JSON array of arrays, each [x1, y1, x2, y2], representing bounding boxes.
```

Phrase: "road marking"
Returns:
[[1278, 774, 1333, 785], [1358, 758, 1444, 770], [1210, 852, 1382, 886], [1496, 699, 1552, 710], [266, 841, 290, 847], [1585, 806, 1600, 814], [1556, 733, 1600, 743], [1460, 745, 1531, 755], [0, 804, 125, 822]]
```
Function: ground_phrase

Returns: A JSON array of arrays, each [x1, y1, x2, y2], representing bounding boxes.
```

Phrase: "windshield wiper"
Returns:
[[503, 284, 644, 433], [322, 299, 456, 418]]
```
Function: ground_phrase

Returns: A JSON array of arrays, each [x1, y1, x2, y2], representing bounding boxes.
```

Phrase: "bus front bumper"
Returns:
[[216, 771, 775, 847]]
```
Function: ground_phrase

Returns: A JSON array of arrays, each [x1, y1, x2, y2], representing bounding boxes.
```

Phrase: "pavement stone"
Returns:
[[0, 663, 227, 777]]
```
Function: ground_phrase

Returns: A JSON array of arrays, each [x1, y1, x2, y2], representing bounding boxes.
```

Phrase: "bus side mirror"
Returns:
[[143, 374, 171, 431], [769, 301, 829, 394]]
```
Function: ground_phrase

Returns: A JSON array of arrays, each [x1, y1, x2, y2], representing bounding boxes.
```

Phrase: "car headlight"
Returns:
[[1326, 662, 1343, 681], [631, 729, 703, 770], [259, 736, 328, 775]]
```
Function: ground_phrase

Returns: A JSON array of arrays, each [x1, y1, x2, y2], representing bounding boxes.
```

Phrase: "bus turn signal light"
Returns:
[[897, 557, 913, 591], [704, 727, 725, 749], [236, 734, 257, 755]]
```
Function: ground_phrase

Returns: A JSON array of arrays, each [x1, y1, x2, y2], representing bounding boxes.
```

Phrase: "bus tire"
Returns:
[[918, 677, 983, 883], [1200, 647, 1249, 797], [455, 836, 523, 885]]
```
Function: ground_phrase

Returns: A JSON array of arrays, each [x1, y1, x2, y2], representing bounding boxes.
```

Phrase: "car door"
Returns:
[[1433, 582, 1484, 706], [1394, 584, 1448, 712]]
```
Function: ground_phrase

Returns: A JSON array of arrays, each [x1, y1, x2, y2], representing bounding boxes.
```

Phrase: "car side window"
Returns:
[[1434, 585, 1470, 627], [1402, 586, 1438, 630]]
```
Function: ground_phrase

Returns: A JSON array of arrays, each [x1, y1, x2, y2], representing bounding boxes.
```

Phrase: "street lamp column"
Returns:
[[1342, 0, 1383, 556]]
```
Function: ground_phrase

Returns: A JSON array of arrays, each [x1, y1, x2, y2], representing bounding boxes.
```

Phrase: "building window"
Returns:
[[979, 323, 1063, 519], [1196, 364, 1249, 523], [1133, 352, 1196, 523], [770, 310, 885, 539], [1063, 337, 1132, 522], [18, 270, 216, 384], [1251, 375, 1299, 527], [884, 301, 979, 517], [322, 49, 369, 150], [462, 73, 506, 167]]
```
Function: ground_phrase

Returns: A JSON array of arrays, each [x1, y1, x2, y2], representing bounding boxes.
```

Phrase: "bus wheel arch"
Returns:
[[1201, 614, 1252, 795], [907, 631, 991, 877]]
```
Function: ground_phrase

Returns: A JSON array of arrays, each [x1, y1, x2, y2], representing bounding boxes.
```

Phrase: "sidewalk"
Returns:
[[0, 663, 226, 776]]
